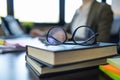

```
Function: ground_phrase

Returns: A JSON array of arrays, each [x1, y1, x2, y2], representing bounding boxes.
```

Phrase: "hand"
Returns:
[[52, 31, 66, 42], [52, 31, 72, 42], [66, 33, 72, 40], [30, 29, 45, 37]]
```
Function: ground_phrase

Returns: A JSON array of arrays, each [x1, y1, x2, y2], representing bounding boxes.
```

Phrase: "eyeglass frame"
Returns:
[[46, 25, 99, 45]]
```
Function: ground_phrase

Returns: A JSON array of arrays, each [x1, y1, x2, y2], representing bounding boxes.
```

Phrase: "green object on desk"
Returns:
[[99, 65, 120, 80]]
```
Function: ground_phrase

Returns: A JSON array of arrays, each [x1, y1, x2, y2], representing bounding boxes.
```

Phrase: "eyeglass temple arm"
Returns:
[[84, 33, 99, 43]]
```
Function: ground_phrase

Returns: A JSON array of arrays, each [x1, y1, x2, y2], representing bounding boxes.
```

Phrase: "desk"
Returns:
[[0, 37, 111, 80], [0, 52, 110, 80]]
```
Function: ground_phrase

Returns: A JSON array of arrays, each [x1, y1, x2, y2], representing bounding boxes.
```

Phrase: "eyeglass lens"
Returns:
[[47, 26, 96, 45], [73, 27, 96, 45], [47, 27, 67, 45]]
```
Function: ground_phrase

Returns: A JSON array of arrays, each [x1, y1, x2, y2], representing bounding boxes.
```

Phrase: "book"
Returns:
[[0, 45, 25, 53], [99, 65, 120, 80], [26, 61, 100, 79], [25, 55, 107, 76], [100, 64, 120, 75], [26, 42, 117, 67], [107, 58, 120, 70]]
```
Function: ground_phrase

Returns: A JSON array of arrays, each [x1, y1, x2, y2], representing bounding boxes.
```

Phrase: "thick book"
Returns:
[[25, 55, 107, 76], [107, 58, 120, 70], [26, 61, 100, 79], [26, 42, 117, 67], [99, 65, 120, 80]]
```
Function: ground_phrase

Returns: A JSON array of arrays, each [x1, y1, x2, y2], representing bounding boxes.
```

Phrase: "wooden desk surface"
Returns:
[[0, 52, 110, 80]]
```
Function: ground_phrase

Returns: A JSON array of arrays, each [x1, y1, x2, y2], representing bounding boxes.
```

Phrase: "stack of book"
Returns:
[[25, 40, 118, 78], [99, 57, 120, 80]]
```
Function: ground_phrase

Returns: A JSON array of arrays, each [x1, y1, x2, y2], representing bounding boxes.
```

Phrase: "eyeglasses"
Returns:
[[45, 26, 98, 46]]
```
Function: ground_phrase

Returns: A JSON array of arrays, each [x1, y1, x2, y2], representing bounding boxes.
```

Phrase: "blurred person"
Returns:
[[30, 0, 113, 42]]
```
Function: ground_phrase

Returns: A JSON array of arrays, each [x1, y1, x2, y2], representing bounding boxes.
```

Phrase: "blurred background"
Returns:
[[0, 0, 120, 42]]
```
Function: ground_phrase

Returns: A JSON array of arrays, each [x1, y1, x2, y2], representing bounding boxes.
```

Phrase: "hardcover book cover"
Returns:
[[26, 42, 117, 67], [26, 55, 107, 75]]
